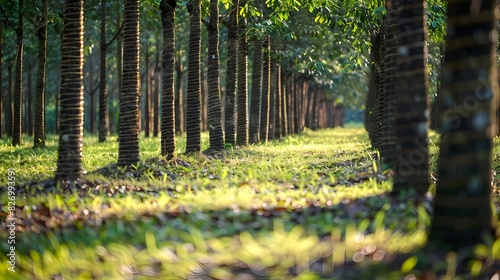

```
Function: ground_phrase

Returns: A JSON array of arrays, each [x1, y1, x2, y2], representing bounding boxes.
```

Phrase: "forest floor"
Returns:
[[0, 125, 499, 279]]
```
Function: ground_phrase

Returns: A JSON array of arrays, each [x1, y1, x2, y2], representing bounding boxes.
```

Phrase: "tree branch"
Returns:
[[105, 22, 124, 48], [0, 5, 17, 32]]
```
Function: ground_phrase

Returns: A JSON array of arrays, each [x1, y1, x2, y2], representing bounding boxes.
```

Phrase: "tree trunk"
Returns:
[[34, 0, 47, 147], [428, 0, 497, 248], [144, 44, 151, 138], [115, 7, 123, 133], [378, 10, 396, 168], [56, 0, 84, 180], [249, 38, 263, 144], [236, 16, 248, 146], [26, 58, 34, 136], [6, 65, 12, 137], [118, 0, 140, 166], [274, 60, 282, 139], [160, 0, 176, 157], [268, 56, 276, 140], [280, 65, 287, 136], [185, 0, 202, 153], [153, 71, 160, 137], [392, 0, 430, 195], [206, 0, 224, 150], [12, 0, 24, 146], [98, 0, 108, 142], [0, 21, 3, 138], [260, 36, 270, 142], [175, 50, 184, 134], [224, 0, 238, 146]]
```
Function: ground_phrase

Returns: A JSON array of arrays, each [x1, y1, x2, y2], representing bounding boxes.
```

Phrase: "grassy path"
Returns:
[[0, 127, 497, 279]]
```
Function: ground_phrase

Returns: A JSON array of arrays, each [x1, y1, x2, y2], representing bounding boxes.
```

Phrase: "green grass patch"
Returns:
[[0, 128, 499, 279]]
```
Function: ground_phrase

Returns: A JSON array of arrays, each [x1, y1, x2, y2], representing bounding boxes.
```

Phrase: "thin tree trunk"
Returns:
[[260, 36, 270, 142], [236, 16, 248, 146], [206, 0, 224, 150], [274, 60, 281, 139], [224, 0, 238, 146], [144, 45, 150, 138], [116, 7, 123, 132], [280, 65, 287, 136], [175, 50, 184, 134], [56, 0, 84, 180], [98, 0, 108, 142], [26, 59, 34, 136], [118, 0, 140, 166], [160, 0, 176, 157], [249, 38, 263, 144], [268, 56, 276, 140], [185, 0, 202, 153], [0, 21, 3, 138], [6, 65, 12, 136], [88, 54, 96, 134], [12, 0, 24, 145], [153, 69, 160, 137]]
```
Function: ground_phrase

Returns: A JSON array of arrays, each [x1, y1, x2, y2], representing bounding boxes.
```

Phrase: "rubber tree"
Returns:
[[224, 0, 239, 146], [33, 0, 48, 147], [392, 0, 430, 195], [185, 0, 202, 153], [205, 0, 225, 150], [118, 0, 140, 166], [12, 0, 24, 146], [160, 0, 177, 158], [428, 0, 497, 247], [56, 0, 84, 180]]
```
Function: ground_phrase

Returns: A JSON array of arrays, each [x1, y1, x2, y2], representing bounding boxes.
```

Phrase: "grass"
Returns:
[[0, 127, 499, 279]]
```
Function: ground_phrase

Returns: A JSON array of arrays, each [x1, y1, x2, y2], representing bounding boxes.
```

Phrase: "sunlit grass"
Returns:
[[0, 127, 499, 279]]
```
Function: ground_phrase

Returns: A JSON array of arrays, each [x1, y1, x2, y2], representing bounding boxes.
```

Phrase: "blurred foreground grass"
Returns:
[[0, 127, 499, 279]]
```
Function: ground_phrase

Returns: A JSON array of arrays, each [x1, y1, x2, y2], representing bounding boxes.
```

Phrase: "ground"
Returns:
[[0, 125, 499, 279]]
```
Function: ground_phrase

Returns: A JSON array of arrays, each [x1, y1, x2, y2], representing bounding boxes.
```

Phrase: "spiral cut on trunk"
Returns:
[[185, 0, 202, 153], [56, 0, 84, 180], [206, 0, 225, 150], [118, 0, 140, 166], [224, 0, 239, 146], [160, 0, 177, 158]]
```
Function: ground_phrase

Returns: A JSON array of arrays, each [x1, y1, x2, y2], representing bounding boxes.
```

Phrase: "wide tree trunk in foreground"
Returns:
[[428, 0, 497, 247], [56, 0, 84, 180], [392, 0, 430, 195], [118, 0, 140, 166]]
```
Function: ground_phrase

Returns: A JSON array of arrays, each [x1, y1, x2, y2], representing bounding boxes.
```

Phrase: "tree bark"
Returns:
[[98, 0, 108, 142], [236, 16, 248, 146], [56, 0, 84, 180], [260, 36, 271, 142], [185, 0, 202, 153], [206, 0, 224, 150], [160, 0, 176, 157], [118, 0, 140, 166], [428, 0, 497, 247], [12, 0, 24, 146], [224, 0, 238, 146]]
